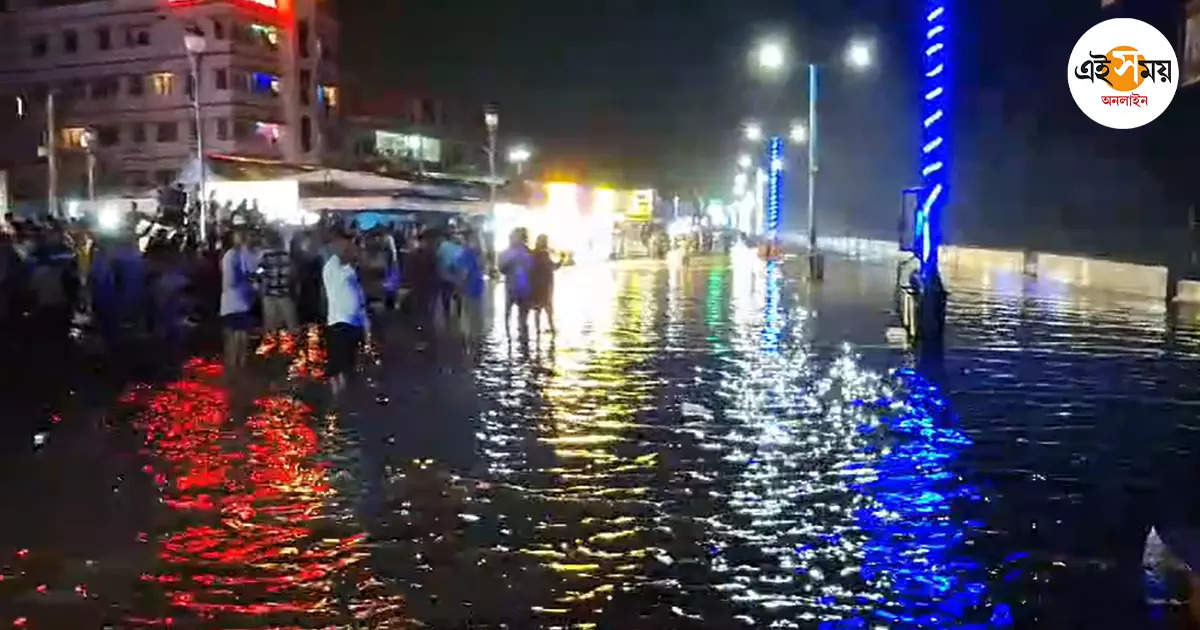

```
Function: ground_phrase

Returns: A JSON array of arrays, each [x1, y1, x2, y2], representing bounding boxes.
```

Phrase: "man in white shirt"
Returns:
[[220, 228, 258, 371], [322, 230, 371, 396]]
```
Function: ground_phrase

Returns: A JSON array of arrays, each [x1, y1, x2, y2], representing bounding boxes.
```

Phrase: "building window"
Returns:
[[186, 73, 196, 98], [250, 24, 278, 48], [212, 19, 225, 40], [63, 29, 78, 53], [157, 121, 178, 143], [125, 171, 148, 187], [92, 76, 119, 99], [216, 118, 229, 140], [60, 127, 87, 148], [63, 80, 86, 101], [189, 119, 197, 140], [131, 122, 146, 143], [32, 34, 47, 57], [128, 74, 144, 96], [98, 125, 119, 146], [137, 30, 150, 46], [251, 72, 280, 96], [96, 26, 110, 50], [299, 70, 311, 105], [298, 19, 310, 58], [233, 120, 250, 139], [255, 121, 281, 144], [154, 169, 174, 186], [214, 68, 227, 90], [150, 72, 174, 96], [300, 116, 312, 152]]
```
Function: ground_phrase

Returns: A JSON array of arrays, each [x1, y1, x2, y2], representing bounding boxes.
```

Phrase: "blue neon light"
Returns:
[[765, 136, 783, 238], [916, 0, 950, 273]]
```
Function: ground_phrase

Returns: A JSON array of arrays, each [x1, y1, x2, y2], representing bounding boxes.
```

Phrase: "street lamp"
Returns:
[[743, 121, 763, 142], [845, 39, 873, 70], [183, 27, 207, 244], [737, 153, 753, 169], [789, 121, 807, 145], [507, 144, 531, 176], [756, 41, 786, 73]]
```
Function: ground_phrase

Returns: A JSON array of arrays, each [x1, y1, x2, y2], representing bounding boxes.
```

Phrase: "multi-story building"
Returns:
[[0, 0, 339, 196], [341, 88, 480, 176]]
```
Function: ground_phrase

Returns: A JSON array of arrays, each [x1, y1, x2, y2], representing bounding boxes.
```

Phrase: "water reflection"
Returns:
[[78, 256, 1030, 628], [123, 358, 405, 628]]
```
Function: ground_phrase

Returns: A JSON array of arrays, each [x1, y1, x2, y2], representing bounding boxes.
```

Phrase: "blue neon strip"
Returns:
[[917, 0, 949, 271], [766, 136, 783, 238]]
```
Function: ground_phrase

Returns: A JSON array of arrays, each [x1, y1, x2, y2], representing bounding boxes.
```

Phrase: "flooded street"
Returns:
[[2, 254, 1199, 628]]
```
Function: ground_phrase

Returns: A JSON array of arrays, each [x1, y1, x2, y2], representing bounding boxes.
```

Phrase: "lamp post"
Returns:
[[507, 144, 531, 177], [81, 127, 97, 201], [183, 28, 207, 244], [484, 105, 498, 201], [749, 37, 873, 279]]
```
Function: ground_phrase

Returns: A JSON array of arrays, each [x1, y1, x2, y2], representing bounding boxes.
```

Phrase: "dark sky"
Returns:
[[340, 1, 914, 197], [342, 0, 1200, 255]]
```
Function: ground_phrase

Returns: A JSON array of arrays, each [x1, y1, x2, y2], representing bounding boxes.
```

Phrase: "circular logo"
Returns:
[[1068, 18, 1178, 129]]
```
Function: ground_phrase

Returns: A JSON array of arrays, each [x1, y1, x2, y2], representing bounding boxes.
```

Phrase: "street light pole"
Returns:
[[46, 90, 59, 218], [807, 63, 822, 280], [184, 29, 207, 244], [82, 128, 97, 201]]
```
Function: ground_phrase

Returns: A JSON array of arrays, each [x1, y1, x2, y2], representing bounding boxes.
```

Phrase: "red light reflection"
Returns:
[[124, 358, 405, 628]]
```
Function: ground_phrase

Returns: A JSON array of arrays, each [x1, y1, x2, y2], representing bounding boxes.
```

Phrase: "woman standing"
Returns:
[[529, 234, 561, 335]]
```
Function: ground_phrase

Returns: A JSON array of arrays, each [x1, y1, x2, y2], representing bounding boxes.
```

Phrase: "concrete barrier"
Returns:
[[1036, 253, 1167, 299], [1174, 280, 1200, 303], [808, 234, 1171, 300]]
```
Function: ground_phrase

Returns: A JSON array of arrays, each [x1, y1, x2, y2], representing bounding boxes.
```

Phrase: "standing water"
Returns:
[[1, 254, 1198, 628]]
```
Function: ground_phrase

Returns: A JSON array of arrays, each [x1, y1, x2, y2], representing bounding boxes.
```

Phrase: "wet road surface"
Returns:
[[2, 252, 1199, 629]]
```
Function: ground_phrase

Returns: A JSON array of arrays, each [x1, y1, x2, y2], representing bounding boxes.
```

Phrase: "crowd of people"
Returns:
[[0, 209, 562, 394]]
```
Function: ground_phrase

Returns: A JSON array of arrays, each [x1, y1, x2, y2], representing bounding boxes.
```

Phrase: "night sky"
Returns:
[[342, 0, 1200, 255]]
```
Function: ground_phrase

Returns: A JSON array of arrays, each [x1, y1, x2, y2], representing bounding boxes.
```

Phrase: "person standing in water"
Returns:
[[497, 227, 533, 340], [323, 230, 371, 396], [219, 226, 258, 371], [529, 234, 561, 335]]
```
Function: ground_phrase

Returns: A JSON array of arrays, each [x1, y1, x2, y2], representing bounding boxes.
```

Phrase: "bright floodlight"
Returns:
[[757, 41, 785, 72], [98, 205, 122, 232], [744, 122, 763, 142], [789, 122, 807, 144], [737, 153, 752, 169], [846, 39, 872, 70], [508, 145, 532, 164]]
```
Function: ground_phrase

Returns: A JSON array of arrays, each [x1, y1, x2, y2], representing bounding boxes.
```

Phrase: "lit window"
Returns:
[[319, 85, 338, 108], [250, 24, 278, 47], [251, 72, 280, 96], [255, 121, 282, 143], [61, 127, 87, 148], [15, 96, 24, 119], [150, 72, 174, 96]]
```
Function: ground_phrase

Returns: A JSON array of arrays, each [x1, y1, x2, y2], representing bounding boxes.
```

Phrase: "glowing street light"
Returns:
[[757, 41, 786, 73], [507, 144, 532, 176], [744, 121, 763, 142], [737, 153, 753, 169], [845, 39, 873, 70], [789, 121, 807, 145]]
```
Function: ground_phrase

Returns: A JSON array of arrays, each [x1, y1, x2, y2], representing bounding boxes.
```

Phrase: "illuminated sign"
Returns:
[[628, 189, 654, 223]]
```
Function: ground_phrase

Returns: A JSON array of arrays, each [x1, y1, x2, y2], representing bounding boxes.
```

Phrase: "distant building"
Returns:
[[0, 0, 340, 200], [341, 88, 480, 176]]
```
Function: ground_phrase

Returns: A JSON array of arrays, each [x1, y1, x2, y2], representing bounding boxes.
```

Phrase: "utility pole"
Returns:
[[807, 63, 823, 280], [46, 90, 59, 218]]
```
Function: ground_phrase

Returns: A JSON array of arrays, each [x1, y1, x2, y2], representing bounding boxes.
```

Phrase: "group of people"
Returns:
[[216, 217, 492, 393], [0, 208, 565, 396]]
